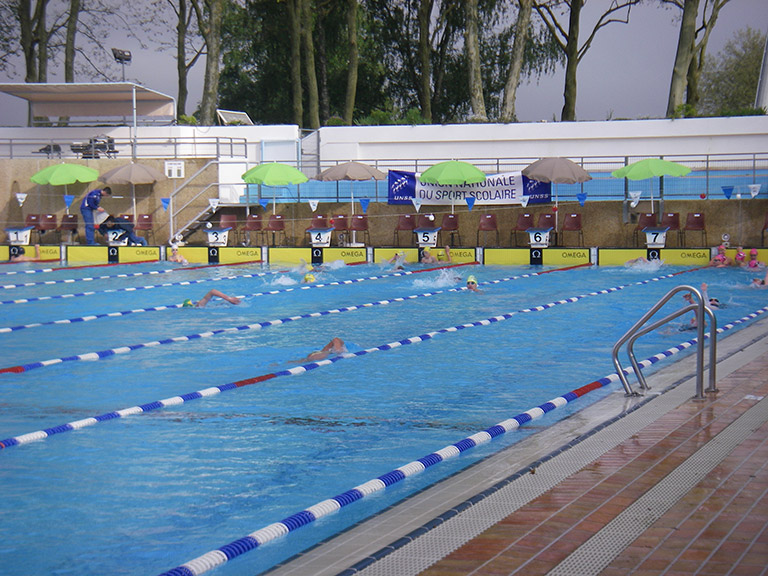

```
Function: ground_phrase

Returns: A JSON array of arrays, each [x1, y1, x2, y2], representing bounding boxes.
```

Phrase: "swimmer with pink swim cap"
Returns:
[[747, 248, 764, 269]]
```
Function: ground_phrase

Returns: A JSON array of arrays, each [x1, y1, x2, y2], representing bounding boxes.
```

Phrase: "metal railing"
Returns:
[[0, 136, 249, 159], [612, 285, 717, 398]]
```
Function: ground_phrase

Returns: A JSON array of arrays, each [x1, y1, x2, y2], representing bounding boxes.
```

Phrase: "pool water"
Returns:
[[0, 260, 765, 576]]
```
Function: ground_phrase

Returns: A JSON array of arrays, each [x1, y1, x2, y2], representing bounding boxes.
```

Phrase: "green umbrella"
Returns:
[[611, 158, 691, 180], [419, 160, 486, 185], [241, 162, 308, 186], [30, 163, 100, 186]]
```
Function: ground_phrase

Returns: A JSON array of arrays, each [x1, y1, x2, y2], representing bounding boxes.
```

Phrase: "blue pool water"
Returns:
[[0, 260, 766, 575]]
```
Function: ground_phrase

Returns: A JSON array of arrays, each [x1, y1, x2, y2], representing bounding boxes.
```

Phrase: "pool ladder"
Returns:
[[612, 285, 717, 398]]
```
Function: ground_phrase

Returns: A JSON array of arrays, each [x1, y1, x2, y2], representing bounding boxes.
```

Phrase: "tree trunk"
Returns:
[[316, 12, 330, 124], [561, 0, 582, 122], [501, 0, 532, 123], [35, 1, 48, 82], [666, 0, 699, 117], [192, 0, 224, 125], [177, 0, 189, 117], [18, 0, 38, 83], [64, 0, 80, 82], [465, 0, 486, 121], [417, 0, 433, 123], [343, 0, 359, 125], [287, 0, 303, 126], [301, 0, 320, 129]]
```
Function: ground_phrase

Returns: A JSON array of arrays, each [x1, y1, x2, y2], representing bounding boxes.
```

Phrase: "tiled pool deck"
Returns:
[[272, 316, 768, 576]]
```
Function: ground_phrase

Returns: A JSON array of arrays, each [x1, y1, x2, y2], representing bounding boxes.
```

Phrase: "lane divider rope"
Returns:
[[0, 259, 159, 274], [0, 264, 674, 372], [150, 303, 768, 576], [0, 261, 474, 307], [0, 268, 181, 290], [1, 266, 717, 443]]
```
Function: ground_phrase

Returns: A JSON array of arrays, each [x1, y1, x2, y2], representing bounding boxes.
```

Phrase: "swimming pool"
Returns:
[[1, 260, 766, 576]]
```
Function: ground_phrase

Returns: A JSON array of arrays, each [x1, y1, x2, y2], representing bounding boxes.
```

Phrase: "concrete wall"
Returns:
[[314, 116, 768, 165]]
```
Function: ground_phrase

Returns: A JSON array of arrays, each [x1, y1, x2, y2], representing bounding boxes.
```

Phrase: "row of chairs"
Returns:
[[395, 212, 584, 247], [216, 213, 372, 246], [20, 213, 154, 244], [632, 212, 706, 247]]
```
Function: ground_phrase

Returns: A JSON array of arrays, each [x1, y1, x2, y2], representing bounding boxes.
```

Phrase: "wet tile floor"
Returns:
[[419, 346, 768, 576]]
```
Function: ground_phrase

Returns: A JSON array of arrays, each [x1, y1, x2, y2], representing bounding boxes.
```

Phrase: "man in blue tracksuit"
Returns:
[[80, 187, 111, 245]]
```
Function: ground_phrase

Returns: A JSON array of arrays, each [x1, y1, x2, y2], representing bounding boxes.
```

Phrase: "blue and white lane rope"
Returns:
[[0, 268, 740, 448], [0, 266, 686, 373], [152, 305, 766, 576], [0, 268, 180, 290], [0, 264, 522, 334], [0, 261, 472, 306], [0, 259, 163, 276]]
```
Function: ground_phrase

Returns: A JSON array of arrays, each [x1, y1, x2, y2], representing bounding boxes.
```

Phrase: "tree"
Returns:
[[343, 0, 359, 124], [698, 26, 766, 116], [301, 0, 320, 128], [664, 0, 731, 118], [533, 0, 640, 122], [191, 0, 225, 125], [465, 0, 486, 121], [501, 0, 532, 122]]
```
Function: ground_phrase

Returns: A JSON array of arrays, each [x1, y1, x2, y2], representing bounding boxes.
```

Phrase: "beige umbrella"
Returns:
[[523, 157, 592, 228], [100, 162, 167, 216]]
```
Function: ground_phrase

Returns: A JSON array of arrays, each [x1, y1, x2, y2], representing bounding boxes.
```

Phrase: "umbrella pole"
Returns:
[[132, 183, 137, 218], [350, 185, 356, 245]]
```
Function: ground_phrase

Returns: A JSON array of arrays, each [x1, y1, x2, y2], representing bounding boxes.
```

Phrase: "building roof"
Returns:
[[0, 82, 176, 126]]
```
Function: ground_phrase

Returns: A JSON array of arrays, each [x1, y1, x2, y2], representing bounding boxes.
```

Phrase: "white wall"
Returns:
[[314, 117, 768, 164]]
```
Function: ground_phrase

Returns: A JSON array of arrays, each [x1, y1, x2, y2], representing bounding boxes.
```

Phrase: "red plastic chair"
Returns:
[[439, 213, 461, 246], [536, 213, 558, 246], [135, 214, 154, 244], [118, 214, 135, 224], [218, 214, 239, 245], [417, 214, 437, 230], [762, 212, 768, 246], [38, 214, 59, 243], [330, 214, 349, 246], [243, 213, 263, 246], [58, 214, 79, 244], [511, 212, 534, 246], [305, 214, 328, 245], [350, 214, 371, 245], [264, 214, 286, 246], [476, 213, 499, 246], [561, 213, 583, 246], [660, 212, 681, 246], [25, 214, 41, 242], [394, 214, 416, 245], [683, 212, 707, 246], [633, 213, 657, 246]]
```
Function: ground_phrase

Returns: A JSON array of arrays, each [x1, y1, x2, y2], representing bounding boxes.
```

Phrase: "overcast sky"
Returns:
[[0, 0, 766, 126]]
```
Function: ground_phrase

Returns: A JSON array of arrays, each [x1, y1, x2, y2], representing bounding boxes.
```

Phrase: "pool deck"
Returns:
[[271, 316, 768, 576]]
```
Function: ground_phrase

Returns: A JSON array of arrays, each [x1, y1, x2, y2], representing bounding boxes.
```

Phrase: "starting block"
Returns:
[[105, 229, 130, 246], [414, 227, 441, 248], [205, 227, 232, 247], [526, 227, 553, 248], [5, 226, 35, 245], [643, 226, 669, 248], [308, 227, 334, 248]]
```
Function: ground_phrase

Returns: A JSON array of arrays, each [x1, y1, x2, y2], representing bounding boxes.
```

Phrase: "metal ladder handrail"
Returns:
[[612, 285, 717, 398]]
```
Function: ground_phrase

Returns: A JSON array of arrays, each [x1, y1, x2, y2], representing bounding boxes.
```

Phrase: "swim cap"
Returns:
[[182, 299, 194, 308], [717, 245, 725, 251], [736, 251, 745, 261], [751, 248, 759, 255], [17, 247, 25, 255], [303, 273, 316, 283], [466, 275, 477, 284]]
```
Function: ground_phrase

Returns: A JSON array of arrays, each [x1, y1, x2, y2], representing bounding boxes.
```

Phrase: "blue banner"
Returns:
[[388, 169, 551, 206]]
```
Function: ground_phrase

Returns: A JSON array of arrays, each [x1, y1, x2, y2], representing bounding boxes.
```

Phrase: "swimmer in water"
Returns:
[[465, 275, 482, 293], [183, 289, 241, 308]]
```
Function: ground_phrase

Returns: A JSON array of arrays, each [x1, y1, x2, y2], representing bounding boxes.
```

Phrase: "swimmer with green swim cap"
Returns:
[[182, 289, 242, 308], [466, 275, 482, 293]]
